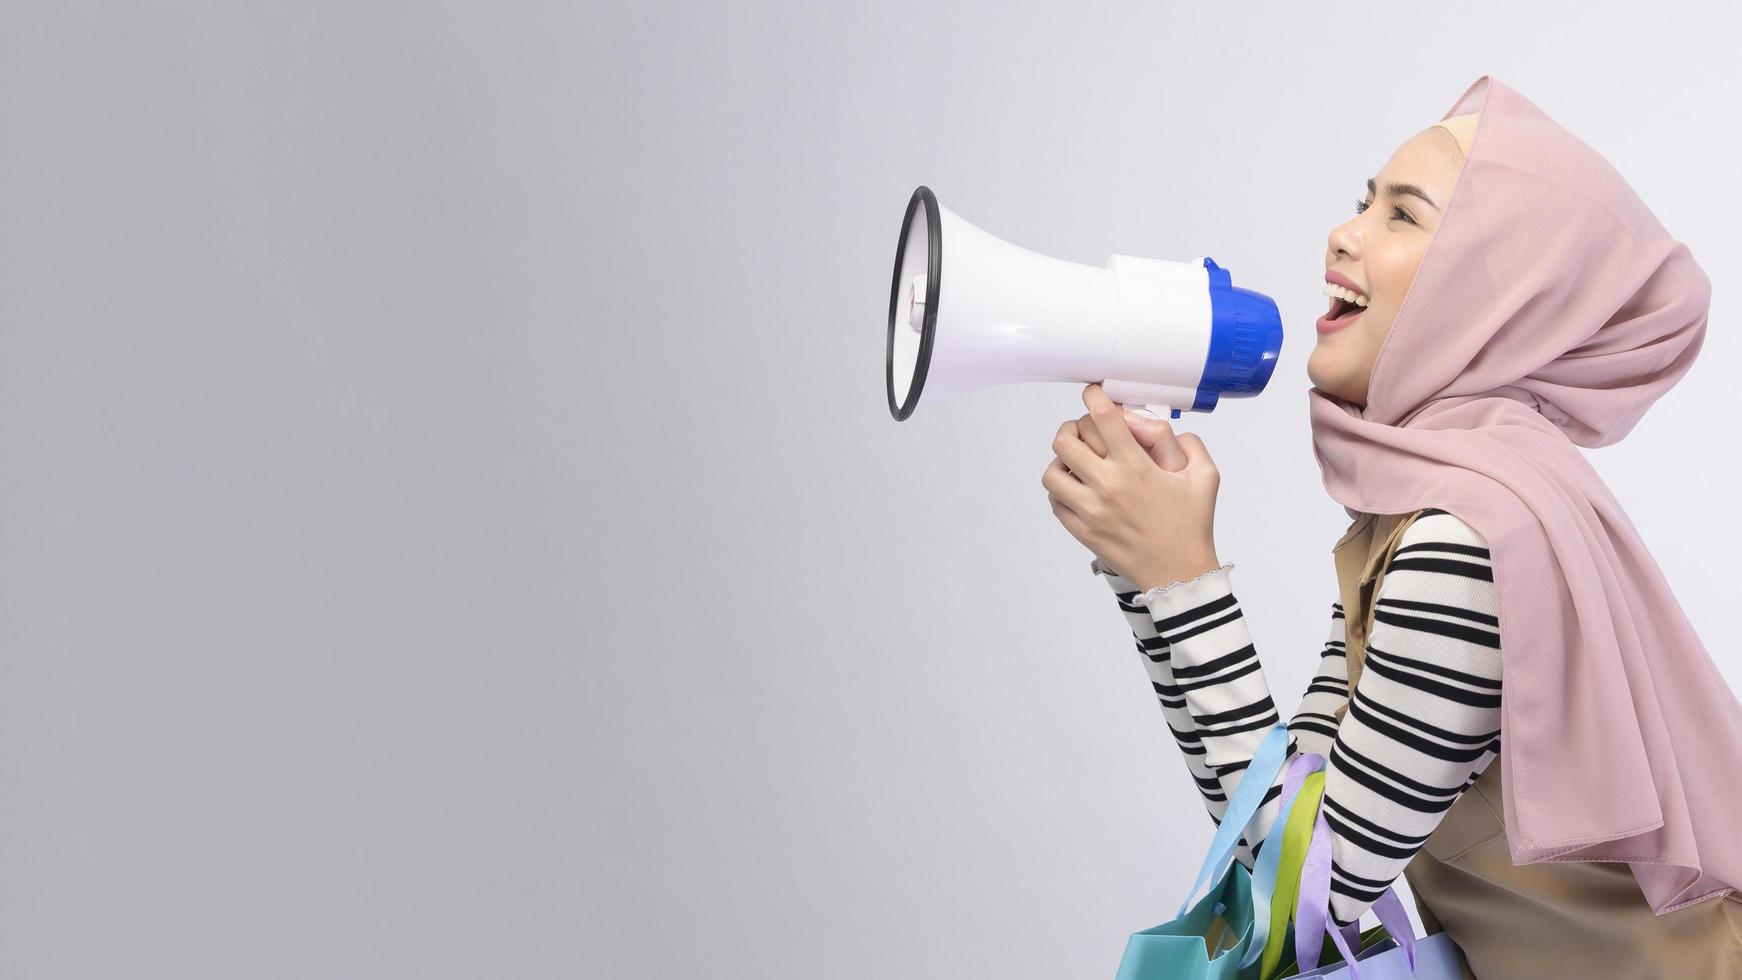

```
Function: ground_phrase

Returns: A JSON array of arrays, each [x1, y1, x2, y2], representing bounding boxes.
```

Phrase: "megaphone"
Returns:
[[887, 186, 1283, 421]]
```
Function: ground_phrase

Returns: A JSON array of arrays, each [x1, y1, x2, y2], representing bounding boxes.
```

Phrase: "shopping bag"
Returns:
[[1290, 798, 1468, 978], [1274, 925, 1393, 978], [1115, 860, 1257, 980], [1114, 722, 1291, 980], [1284, 932, 1467, 979]]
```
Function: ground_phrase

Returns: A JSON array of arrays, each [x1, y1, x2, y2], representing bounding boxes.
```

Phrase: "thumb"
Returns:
[[1175, 431, 1217, 479], [1123, 412, 1189, 472]]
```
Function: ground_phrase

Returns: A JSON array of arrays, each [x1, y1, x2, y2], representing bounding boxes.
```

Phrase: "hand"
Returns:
[[1042, 384, 1222, 591]]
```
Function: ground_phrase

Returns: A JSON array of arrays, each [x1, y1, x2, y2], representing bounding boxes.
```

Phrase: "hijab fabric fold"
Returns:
[[1307, 75, 1741, 914]]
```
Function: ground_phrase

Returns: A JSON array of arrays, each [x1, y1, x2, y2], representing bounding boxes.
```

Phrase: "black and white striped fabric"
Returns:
[[1093, 508, 1503, 928]]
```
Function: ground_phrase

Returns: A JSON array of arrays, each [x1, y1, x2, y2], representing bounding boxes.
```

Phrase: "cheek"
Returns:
[[1351, 309, 1392, 357], [1350, 315, 1399, 387], [1367, 244, 1429, 313]]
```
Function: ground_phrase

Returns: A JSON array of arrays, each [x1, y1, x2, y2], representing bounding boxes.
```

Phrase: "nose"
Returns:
[[1326, 214, 1362, 266]]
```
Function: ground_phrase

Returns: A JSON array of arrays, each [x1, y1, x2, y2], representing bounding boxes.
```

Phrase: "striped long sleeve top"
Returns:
[[1093, 508, 1503, 928]]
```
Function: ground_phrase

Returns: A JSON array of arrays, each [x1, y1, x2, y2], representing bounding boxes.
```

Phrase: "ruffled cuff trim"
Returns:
[[1089, 556, 1141, 590], [1132, 562, 1236, 605]]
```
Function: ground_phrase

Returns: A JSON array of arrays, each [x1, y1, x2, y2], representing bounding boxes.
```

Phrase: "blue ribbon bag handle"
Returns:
[[1174, 721, 1292, 919]]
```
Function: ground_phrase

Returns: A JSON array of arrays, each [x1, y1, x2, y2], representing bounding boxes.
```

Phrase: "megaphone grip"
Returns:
[[1125, 404, 1182, 422]]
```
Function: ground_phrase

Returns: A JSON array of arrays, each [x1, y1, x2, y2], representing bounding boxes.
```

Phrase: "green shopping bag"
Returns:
[[1114, 723, 1291, 980]]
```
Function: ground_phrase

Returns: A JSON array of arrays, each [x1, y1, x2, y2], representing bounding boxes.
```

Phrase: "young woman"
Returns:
[[1043, 75, 1742, 977]]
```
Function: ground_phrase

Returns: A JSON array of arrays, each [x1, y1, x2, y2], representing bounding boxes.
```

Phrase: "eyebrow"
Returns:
[[1367, 177, 1440, 211]]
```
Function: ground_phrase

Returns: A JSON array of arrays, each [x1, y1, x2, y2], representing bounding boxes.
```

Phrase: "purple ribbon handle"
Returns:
[[1294, 805, 1419, 977], [1239, 751, 1328, 970]]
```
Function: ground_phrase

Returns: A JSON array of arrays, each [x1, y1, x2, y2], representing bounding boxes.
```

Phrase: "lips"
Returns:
[[1316, 301, 1365, 335], [1325, 270, 1366, 296]]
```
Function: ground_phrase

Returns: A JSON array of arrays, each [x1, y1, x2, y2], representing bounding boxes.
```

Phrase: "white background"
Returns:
[[2, 3, 1736, 977]]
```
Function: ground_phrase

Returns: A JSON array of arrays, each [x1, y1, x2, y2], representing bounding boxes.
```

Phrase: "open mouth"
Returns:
[[1327, 295, 1365, 322]]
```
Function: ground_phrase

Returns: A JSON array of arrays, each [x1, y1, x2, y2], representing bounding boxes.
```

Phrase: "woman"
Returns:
[[1044, 75, 1742, 978]]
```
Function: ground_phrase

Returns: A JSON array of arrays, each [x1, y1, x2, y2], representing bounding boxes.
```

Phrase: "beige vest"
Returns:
[[1331, 511, 1742, 979]]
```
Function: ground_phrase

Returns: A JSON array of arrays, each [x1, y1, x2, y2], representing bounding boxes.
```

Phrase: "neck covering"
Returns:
[[1307, 74, 1741, 914]]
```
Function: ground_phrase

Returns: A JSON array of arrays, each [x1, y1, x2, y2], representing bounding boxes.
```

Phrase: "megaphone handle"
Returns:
[[1126, 403, 1182, 422]]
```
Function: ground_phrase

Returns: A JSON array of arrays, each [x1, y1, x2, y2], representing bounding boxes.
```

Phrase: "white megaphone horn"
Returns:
[[887, 186, 1283, 422]]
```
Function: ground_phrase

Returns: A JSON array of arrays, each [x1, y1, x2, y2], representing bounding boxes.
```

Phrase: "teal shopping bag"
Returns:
[[1115, 861, 1256, 980], [1114, 722, 1291, 980]]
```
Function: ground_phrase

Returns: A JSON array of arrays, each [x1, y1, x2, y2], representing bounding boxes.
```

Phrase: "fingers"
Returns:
[[1051, 419, 1105, 486], [1175, 432, 1219, 483], [1129, 416, 1189, 472], [1041, 455, 1094, 513], [1075, 414, 1108, 457], [1047, 491, 1085, 537], [1081, 384, 1144, 462]]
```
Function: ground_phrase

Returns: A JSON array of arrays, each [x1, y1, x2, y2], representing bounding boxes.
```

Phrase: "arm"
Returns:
[[1097, 558, 1353, 781], [1092, 555, 1303, 868], [1313, 510, 1502, 926], [1115, 510, 1502, 927]]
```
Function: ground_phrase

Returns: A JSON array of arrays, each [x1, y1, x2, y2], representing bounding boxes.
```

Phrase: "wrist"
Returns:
[[1129, 551, 1222, 594]]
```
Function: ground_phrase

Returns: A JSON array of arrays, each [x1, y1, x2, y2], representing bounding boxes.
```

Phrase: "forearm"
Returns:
[[1095, 557, 1275, 865], [1132, 563, 1281, 786], [1309, 511, 1503, 926]]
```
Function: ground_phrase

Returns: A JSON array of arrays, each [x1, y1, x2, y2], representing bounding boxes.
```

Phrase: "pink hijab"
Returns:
[[1308, 75, 1741, 914]]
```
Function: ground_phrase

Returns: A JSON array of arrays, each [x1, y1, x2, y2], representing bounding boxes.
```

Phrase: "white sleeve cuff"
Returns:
[[1132, 562, 1236, 607], [1089, 556, 1143, 592]]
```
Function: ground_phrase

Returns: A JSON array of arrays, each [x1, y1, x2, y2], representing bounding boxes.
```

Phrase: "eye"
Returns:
[[1353, 198, 1417, 224]]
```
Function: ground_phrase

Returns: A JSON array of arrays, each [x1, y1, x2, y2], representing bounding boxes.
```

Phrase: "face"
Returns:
[[1307, 113, 1477, 407]]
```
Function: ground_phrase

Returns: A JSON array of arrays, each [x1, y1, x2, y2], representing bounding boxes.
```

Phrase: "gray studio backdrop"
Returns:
[[2, 3, 1736, 978]]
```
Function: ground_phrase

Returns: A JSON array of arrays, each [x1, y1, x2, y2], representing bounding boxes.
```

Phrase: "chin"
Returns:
[[1306, 351, 1339, 395], [1306, 364, 1356, 405]]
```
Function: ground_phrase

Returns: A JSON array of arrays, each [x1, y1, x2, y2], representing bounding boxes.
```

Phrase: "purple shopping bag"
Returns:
[[1292, 802, 1469, 978]]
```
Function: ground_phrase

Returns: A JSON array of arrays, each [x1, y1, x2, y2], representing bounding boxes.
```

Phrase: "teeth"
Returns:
[[1322, 282, 1369, 307]]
